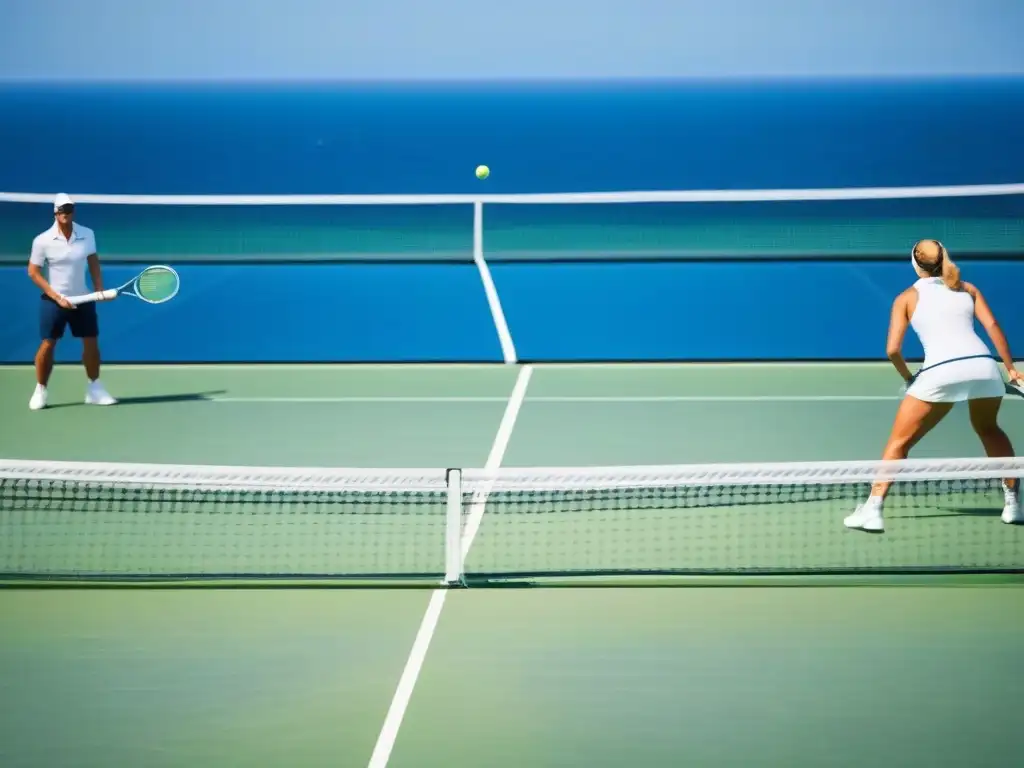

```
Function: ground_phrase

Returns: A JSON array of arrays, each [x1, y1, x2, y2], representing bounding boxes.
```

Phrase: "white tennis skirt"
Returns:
[[906, 356, 1005, 403]]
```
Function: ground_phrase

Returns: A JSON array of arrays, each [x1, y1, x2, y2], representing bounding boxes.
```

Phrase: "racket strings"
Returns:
[[136, 267, 179, 302]]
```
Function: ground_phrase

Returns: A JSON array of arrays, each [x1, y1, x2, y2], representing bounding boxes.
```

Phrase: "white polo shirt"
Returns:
[[29, 223, 97, 298]]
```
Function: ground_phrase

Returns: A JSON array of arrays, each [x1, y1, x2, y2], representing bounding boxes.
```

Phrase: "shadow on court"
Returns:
[[42, 390, 228, 409], [913, 506, 1010, 519]]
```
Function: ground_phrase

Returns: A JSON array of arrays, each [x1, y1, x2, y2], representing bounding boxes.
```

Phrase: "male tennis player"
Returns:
[[844, 239, 1022, 532], [27, 193, 117, 410]]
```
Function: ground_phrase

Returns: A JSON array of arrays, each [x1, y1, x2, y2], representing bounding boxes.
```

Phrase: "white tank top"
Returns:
[[910, 277, 991, 367]]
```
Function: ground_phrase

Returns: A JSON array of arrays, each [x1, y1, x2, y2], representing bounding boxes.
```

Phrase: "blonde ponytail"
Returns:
[[938, 243, 962, 291], [912, 239, 962, 289]]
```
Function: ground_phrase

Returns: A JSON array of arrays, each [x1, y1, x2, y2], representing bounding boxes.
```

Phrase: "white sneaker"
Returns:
[[844, 500, 885, 532], [1002, 483, 1022, 524], [85, 379, 117, 406], [29, 384, 48, 411]]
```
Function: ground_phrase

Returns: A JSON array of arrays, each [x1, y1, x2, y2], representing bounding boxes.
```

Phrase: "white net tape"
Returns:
[[3, 456, 1023, 494]]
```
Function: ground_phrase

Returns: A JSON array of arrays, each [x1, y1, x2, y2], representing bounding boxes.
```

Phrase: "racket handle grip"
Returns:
[[65, 289, 117, 306]]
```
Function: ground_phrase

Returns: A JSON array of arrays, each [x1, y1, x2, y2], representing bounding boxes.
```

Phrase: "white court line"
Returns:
[[203, 394, 1003, 404], [526, 361, 914, 370], [0, 362, 509, 372], [0, 361, 920, 370], [473, 201, 517, 364], [210, 396, 509, 403], [460, 366, 534, 555], [366, 364, 533, 768], [8, 361, 1002, 372]]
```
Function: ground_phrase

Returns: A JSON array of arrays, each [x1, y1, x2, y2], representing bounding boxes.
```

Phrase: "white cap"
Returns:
[[53, 193, 74, 211]]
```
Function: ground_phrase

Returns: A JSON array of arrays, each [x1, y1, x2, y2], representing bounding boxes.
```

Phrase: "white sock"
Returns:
[[864, 495, 884, 512], [1004, 481, 1019, 501]]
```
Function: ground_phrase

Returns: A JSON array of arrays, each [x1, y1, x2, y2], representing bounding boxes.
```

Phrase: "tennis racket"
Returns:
[[900, 354, 996, 393], [65, 265, 179, 306], [901, 355, 1024, 399]]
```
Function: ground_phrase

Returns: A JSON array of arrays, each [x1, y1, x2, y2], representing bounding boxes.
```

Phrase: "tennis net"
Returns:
[[1, 457, 1022, 584], [1, 182, 1022, 263]]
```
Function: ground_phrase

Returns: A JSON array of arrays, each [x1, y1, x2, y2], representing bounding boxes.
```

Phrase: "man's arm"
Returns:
[[86, 229, 104, 294], [27, 238, 74, 308], [87, 252, 104, 294]]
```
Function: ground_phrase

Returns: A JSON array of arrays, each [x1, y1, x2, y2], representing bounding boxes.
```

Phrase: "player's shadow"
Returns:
[[913, 506, 1005, 519], [45, 390, 227, 409], [115, 390, 228, 407]]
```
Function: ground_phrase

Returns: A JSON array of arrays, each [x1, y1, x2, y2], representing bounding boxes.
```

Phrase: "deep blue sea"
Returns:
[[0, 78, 1022, 263], [1, 79, 1023, 363], [2, 77, 1023, 194]]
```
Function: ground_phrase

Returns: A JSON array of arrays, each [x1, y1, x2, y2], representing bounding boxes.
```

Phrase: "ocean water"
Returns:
[[1, 78, 1022, 262]]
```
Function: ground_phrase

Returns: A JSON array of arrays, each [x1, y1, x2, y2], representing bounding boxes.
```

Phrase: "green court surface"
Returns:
[[1, 362, 1023, 767]]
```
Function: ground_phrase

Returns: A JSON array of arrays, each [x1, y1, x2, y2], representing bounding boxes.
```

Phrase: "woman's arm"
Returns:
[[886, 291, 914, 383], [966, 282, 1020, 381]]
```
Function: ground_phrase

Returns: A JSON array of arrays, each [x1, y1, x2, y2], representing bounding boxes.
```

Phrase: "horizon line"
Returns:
[[2, 73, 1024, 87]]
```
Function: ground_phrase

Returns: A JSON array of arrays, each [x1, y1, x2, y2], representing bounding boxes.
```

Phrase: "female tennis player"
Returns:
[[844, 239, 1022, 532]]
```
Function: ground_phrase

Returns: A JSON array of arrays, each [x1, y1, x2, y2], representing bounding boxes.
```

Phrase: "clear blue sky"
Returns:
[[2, 0, 1022, 81]]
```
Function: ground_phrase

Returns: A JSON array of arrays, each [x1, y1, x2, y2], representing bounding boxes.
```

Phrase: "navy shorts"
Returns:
[[39, 295, 99, 341]]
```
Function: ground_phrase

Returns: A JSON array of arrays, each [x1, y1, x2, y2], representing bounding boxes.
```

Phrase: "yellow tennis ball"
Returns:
[[475, 165, 490, 180]]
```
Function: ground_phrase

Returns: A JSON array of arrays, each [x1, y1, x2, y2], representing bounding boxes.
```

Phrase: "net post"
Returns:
[[444, 468, 465, 586]]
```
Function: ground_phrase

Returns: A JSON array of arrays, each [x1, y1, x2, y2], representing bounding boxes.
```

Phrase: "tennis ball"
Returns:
[[475, 165, 490, 180]]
